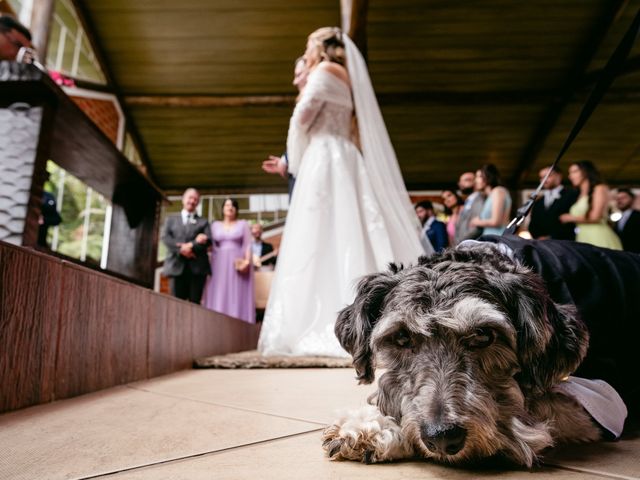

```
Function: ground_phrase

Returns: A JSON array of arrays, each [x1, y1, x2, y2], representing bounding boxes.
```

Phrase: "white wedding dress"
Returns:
[[258, 38, 426, 357]]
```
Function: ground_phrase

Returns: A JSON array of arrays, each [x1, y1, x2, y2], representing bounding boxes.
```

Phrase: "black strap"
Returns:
[[504, 8, 640, 235]]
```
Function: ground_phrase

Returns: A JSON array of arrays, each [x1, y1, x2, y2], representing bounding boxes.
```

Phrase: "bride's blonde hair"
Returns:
[[306, 27, 346, 70], [306, 27, 359, 148]]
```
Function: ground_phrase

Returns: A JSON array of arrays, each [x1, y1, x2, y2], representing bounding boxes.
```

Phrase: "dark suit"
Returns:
[[528, 186, 578, 240], [38, 191, 62, 247], [282, 152, 296, 200], [455, 192, 485, 245], [423, 219, 448, 253], [480, 235, 640, 410], [161, 213, 211, 303], [615, 209, 640, 253], [257, 241, 276, 267]]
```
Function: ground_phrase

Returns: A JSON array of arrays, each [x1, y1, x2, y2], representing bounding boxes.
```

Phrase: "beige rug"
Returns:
[[194, 350, 353, 369]]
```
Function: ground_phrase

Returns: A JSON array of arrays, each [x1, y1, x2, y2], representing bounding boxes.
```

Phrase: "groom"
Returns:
[[161, 188, 211, 303]]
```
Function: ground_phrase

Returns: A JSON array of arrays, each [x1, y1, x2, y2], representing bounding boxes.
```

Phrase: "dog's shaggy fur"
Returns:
[[322, 242, 613, 467]]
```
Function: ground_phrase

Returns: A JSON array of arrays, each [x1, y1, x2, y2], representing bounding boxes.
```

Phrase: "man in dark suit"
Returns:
[[37, 191, 61, 248], [251, 223, 277, 269], [161, 188, 211, 303], [528, 165, 578, 240], [415, 200, 448, 253], [615, 188, 640, 253]]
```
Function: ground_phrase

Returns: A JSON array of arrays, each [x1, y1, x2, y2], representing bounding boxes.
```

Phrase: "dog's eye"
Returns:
[[468, 328, 495, 348], [391, 329, 413, 348]]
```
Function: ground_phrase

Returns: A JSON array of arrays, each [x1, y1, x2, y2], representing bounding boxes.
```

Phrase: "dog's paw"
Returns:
[[322, 406, 411, 463], [322, 423, 386, 463]]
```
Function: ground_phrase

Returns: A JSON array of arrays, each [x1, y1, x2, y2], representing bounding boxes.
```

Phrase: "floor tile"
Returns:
[[101, 430, 613, 480], [129, 368, 377, 424], [1, 368, 637, 480], [0, 385, 319, 480], [543, 431, 640, 479]]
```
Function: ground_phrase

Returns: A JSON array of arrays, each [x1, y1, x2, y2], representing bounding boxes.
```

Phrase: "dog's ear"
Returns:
[[500, 270, 589, 394], [336, 266, 401, 384]]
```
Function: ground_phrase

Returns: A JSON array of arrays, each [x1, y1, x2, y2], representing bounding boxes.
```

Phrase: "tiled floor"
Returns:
[[0, 368, 638, 480]]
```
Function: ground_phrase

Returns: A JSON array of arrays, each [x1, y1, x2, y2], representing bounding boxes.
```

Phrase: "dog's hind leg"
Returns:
[[322, 405, 413, 463]]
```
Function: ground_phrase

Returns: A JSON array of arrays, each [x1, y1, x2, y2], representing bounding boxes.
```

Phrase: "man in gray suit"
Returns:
[[161, 188, 211, 303], [454, 171, 485, 245]]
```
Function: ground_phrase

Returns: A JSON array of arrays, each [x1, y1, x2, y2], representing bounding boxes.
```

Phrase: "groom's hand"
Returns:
[[262, 155, 287, 178]]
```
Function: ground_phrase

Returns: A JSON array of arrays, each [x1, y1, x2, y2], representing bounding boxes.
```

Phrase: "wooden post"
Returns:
[[29, 0, 55, 61], [341, 0, 369, 61]]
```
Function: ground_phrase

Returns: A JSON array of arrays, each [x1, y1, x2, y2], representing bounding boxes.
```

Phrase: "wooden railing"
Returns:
[[0, 240, 260, 413]]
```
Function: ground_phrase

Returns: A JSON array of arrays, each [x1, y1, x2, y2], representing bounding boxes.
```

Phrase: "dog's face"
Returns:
[[336, 244, 589, 465]]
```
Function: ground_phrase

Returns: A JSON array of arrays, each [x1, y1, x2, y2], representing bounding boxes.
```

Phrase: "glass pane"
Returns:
[[47, 160, 110, 267], [85, 190, 106, 265], [123, 133, 143, 167], [76, 34, 106, 83], [46, 17, 62, 68], [45, 0, 107, 84]]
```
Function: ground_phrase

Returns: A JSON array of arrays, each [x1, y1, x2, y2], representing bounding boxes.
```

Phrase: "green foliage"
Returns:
[[46, 161, 108, 265]]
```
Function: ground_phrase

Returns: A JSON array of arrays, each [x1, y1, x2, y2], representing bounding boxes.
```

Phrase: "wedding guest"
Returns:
[[455, 171, 485, 244], [161, 188, 211, 303], [37, 170, 61, 248], [415, 200, 448, 253], [203, 198, 255, 323], [470, 164, 512, 236], [614, 188, 640, 253], [251, 222, 276, 270], [528, 165, 578, 240], [441, 187, 463, 247], [559, 160, 622, 250]]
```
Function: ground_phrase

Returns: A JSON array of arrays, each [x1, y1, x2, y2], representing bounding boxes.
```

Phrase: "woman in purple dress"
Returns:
[[203, 198, 255, 323]]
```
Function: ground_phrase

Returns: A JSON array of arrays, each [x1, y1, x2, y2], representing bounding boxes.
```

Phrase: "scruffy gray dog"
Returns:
[[323, 238, 638, 467]]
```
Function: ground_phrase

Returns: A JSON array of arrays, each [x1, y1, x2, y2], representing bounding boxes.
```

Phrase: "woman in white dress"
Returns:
[[258, 27, 428, 357]]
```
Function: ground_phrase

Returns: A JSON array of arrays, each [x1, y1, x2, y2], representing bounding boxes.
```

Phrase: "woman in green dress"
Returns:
[[559, 160, 622, 250]]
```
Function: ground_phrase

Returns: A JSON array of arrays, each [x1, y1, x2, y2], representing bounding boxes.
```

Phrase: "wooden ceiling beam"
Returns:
[[581, 53, 640, 86], [125, 95, 296, 108], [124, 90, 558, 108], [510, 0, 629, 188], [341, 0, 369, 60]]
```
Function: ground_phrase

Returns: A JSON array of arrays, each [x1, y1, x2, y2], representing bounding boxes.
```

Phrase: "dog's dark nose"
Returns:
[[420, 423, 467, 456]]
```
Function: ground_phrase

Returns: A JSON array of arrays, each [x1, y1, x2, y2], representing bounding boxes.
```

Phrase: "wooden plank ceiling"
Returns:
[[80, 0, 640, 194]]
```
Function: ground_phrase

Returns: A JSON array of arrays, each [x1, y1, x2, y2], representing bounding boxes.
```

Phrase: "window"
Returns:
[[123, 133, 143, 167], [46, 160, 112, 268], [46, 0, 106, 84], [6, 0, 106, 83]]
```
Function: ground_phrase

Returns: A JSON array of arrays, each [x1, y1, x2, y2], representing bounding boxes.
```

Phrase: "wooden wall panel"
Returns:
[[0, 245, 60, 411], [55, 264, 149, 400], [148, 297, 195, 378], [1, 241, 260, 413], [191, 307, 260, 361]]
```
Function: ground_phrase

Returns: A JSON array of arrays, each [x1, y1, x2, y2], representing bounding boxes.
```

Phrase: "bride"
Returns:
[[258, 27, 429, 357]]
